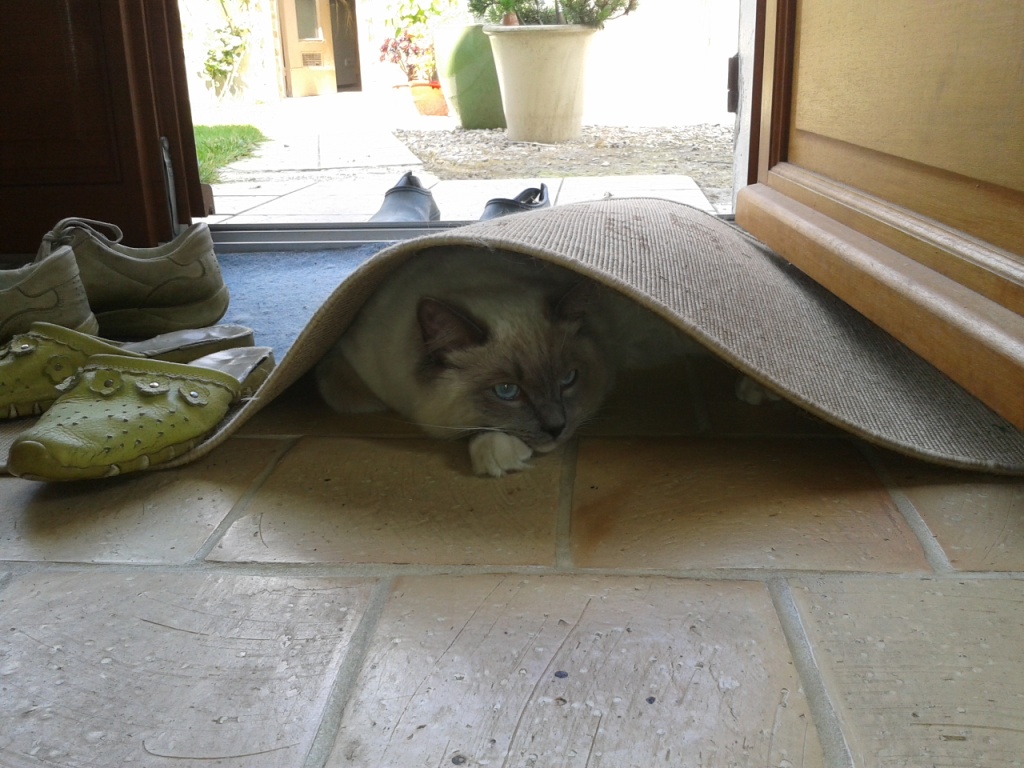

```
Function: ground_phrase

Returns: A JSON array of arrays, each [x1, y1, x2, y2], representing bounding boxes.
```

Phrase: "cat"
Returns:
[[315, 246, 693, 477]]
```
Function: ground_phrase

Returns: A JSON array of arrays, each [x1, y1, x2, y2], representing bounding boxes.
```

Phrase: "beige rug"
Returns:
[[5, 199, 1024, 476]]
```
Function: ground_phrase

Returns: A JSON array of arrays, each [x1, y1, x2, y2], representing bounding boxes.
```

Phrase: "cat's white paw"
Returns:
[[735, 374, 782, 405], [469, 432, 533, 477]]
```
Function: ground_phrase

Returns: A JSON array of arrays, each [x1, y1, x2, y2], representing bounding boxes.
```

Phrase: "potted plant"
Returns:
[[468, 0, 637, 141], [379, 30, 449, 116]]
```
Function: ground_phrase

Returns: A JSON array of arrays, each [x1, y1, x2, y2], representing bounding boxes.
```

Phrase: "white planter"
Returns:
[[484, 25, 598, 143]]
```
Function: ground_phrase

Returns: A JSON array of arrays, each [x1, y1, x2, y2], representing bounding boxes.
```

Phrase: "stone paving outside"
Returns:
[[193, 91, 720, 224]]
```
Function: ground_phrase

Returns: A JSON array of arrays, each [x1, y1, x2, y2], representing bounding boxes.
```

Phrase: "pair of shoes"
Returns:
[[1, 218, 229, 344], [369, 172, 441, 222], [1, 322, 255, 419], [366, 175, 551, 223], [7, 345, 274, 481], [479, 184, 551, 220]]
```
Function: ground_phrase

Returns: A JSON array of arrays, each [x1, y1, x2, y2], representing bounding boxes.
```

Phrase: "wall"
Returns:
[[583, 0, 738, 127]]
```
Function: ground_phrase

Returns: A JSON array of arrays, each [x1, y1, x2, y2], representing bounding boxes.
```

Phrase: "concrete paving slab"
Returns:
[[557, 175, 715, 212], [235, 179, 400, 218], [209, 195, 280, 216], [210, 180, 316, 197]]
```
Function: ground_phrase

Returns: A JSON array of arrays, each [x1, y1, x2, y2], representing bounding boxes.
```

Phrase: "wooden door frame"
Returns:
[[735, 0, 1024, 429], [744, 0, 796, 186], [146, 0, 207, 228]]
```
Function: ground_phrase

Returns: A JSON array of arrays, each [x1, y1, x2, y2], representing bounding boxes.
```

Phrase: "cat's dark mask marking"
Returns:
[[417, 297, 488, 366], [430, 285, 604, 449]]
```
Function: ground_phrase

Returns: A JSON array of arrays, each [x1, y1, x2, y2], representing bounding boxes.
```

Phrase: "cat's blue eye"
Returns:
[[494, 383, 521, 401], [560, 369, 578, 387]]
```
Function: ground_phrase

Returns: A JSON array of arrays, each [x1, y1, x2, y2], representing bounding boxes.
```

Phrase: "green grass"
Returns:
[[194, 124, 267, 184]]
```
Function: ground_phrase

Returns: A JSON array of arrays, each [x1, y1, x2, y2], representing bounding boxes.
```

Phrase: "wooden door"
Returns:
[[736, 0, 1024, 428], [0, 0, 204, 254]]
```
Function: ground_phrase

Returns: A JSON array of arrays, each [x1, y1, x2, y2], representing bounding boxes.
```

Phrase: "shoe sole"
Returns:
[[10, 437, 203, 481], [93, 285, 230, 339]]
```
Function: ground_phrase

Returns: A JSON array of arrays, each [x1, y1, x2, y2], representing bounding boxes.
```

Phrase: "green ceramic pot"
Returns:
[[433, 24, 507, 130]]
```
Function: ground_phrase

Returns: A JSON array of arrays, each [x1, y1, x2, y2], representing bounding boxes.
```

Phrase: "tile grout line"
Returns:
[[554, 439, 579, 570], [6, 557, 1013, 583], [302, 576, 395, 768], [767, 577, 855, 768], [189, 437, 300, 564], [226, 179, 325, 219], [858, 445, 954, 574]]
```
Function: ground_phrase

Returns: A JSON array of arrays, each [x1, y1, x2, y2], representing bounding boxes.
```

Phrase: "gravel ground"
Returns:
[[394, 123, 736, 212]]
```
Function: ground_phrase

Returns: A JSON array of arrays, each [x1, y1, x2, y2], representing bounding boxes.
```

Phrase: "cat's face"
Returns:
[[416, 291, 613, 452]]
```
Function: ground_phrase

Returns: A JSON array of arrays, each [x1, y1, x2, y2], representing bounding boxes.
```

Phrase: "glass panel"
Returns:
[[295, 0, 319, 40]]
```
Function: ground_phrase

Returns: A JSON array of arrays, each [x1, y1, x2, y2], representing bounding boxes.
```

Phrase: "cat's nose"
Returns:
[[537, 403, 566, 441], [542, 421, 565, 440]]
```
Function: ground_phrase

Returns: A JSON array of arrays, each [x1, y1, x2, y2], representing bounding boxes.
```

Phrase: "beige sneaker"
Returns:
[[0, 245, 98, 343], [36, 218, 229, 339]]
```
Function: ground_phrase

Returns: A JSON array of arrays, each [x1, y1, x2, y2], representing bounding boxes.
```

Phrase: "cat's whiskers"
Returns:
[[358, 412, 490, 438], [412, 421, 506, 435]]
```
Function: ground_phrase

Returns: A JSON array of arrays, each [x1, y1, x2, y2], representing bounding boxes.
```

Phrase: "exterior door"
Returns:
[[736, 0, 1024, 428], [0, 0, 204, 254], [330, 0, 361, 89]]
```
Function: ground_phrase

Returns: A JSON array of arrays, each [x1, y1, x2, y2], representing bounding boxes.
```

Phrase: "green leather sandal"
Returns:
[[7, 346, 274, 481], [0, 322, 254, 419]]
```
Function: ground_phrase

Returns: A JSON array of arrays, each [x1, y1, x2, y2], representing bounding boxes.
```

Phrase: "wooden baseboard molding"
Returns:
[[736, 183, 1024, 429], [767, 162, 1024, 316]]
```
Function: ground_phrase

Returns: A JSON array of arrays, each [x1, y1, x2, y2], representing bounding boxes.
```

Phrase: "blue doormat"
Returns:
[[217, 244, 388, 359]]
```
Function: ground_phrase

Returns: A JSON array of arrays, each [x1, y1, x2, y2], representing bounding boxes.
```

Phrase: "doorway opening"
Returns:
[[178, 0, 747, 233]]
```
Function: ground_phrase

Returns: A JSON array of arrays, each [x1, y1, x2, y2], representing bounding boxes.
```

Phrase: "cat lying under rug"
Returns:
[[316, 247, 767, 477]]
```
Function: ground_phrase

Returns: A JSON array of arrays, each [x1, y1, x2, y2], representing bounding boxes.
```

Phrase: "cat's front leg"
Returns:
[[469, 432, 533, 477]]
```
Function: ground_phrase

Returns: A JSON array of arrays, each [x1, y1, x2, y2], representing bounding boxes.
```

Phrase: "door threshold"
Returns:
[[209, 221, 472, 252], [209, 213, 736, 253]]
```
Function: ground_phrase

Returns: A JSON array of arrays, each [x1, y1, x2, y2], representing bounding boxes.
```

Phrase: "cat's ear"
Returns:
[[417, 298, 488, 357], [552, 280, 599, 323]]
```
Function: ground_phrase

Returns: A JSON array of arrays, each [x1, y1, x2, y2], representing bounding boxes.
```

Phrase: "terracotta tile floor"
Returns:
[[2, 355, 1023, 767]]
